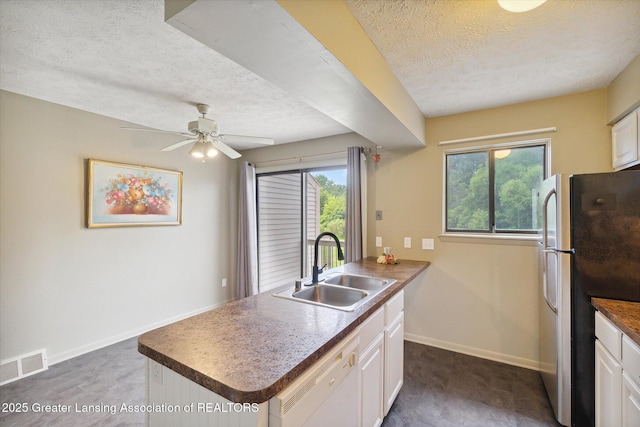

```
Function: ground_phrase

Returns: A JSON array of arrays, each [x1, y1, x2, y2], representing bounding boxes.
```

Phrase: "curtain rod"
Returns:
[[253, 146, 371, 166], [438, 127, 557, 146]]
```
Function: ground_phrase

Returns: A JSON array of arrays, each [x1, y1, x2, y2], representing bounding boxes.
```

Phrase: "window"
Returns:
[[256, 167, 346, 293], [445, 141, 547, 234]]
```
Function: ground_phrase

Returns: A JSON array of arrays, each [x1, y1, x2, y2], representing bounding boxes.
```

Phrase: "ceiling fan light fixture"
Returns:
[[128, 104, 269, 159], [189, 139, 206, 158], [498, 0, 547, 13], [203, 140, 218, 158], [189, 137, 219, 159]]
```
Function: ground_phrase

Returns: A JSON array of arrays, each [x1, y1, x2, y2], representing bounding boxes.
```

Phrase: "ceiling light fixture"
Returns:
[[494, 149, 512, 159], [189, 136, 219, 159], [498, 0, 547, 13]]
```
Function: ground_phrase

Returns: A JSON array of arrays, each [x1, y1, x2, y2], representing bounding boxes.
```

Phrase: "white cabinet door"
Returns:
[[384, 312, 404, 415], [360, 333, 384, 427], [612, 108, 639, 170], [596, 340, 622, 427], [622, 372, 640, 427]]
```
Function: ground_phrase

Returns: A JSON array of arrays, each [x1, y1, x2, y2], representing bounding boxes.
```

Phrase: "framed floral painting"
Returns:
[[86, 159, 183, 228]]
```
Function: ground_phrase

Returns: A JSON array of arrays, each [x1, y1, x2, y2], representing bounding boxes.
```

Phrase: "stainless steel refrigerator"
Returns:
[[537, 170, 640, 427]]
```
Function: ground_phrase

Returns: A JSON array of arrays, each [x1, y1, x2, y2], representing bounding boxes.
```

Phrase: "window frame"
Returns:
[[442, 138, 550, 238]]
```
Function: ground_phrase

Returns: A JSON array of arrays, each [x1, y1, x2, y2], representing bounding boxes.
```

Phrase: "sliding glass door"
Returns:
[[256, 168, 346, 293]]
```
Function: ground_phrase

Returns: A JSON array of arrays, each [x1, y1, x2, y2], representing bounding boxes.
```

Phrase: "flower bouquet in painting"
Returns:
[[86, 159, 182, 228], [103, 172, 174, 215]]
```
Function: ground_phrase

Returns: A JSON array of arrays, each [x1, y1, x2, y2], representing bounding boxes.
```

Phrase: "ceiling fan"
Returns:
[[123, 104, 274, 159]]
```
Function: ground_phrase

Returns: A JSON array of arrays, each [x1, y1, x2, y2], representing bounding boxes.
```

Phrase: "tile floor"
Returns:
[[382, 341, 561, 426], [0, 338, 145, 427], [0, 338, 560, 426]]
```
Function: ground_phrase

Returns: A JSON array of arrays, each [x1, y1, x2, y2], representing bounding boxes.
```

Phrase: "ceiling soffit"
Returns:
[[166, 0, 426, 149], [0, 0, 350, 148]]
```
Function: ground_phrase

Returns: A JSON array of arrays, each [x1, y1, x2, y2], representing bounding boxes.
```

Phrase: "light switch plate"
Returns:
[[422, 238, 434, 250], [375, 210, 382, 220], [404, 237, 411, 248], [376, 236, 382, 247]]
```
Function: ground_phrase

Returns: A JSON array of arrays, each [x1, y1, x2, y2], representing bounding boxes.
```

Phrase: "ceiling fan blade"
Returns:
[[212, 139, 242, 159], [121, 127, 194, 138], [161, 138, 197, 152], [219, 134, 275, 145]]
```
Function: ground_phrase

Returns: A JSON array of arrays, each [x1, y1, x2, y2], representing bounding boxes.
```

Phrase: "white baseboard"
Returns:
[[404, 332, 540, 371], [47, 300, 232, 366]]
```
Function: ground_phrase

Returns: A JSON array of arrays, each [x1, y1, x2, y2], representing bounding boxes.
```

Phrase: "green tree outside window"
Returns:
[[446, 144, 545, 233]]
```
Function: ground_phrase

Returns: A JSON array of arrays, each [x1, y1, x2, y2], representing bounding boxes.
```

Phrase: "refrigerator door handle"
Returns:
[[542, 188, 555, 251], [556, 248, 575, 255], [541, 187, 575, 255], [542, 264, 558, 314], [542, 248, 575, 255], [541, 188, 558, 314]]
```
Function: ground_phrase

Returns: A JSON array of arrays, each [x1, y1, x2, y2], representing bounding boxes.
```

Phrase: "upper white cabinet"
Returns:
[[612, 107, 640, 170]]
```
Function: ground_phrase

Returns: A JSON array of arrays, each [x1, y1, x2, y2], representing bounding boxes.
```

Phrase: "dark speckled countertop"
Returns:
[[138, 257, 430, 403], [592, 298, 640, 346]]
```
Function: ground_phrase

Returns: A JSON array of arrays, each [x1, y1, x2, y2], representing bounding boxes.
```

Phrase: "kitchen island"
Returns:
[[138, 257, 429, 423]]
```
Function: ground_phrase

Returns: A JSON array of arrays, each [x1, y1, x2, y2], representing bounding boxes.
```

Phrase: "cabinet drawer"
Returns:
[[596, 311, 622, 360], [623, 336, 640, 384], [385, 290, 404, 325], [359, 307, 384, 351]]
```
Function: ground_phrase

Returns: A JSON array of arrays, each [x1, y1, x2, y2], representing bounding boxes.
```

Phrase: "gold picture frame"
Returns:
[[86, 159, 183, 228]]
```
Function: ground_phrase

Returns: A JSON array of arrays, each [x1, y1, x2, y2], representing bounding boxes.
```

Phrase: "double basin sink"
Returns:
[[273, 273, 396, 311]]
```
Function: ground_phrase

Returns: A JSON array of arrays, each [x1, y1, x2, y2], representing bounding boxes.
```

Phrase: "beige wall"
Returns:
[[244, 89, 612, 369], [369, 89, 612, 368], [1, 87, 614, 370], [0, 91, 237, 364], [606, 54, 640, 125]]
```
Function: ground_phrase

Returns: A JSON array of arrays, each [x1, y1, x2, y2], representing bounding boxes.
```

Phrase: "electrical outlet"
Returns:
[[404, 237, 411, 248], [422, 238, 434, 250], [222, 278, 227, 287], [376, 236, 382, 247], [151, 361, 163, 385]]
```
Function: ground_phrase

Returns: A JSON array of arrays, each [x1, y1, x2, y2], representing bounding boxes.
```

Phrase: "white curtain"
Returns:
[[236, 161, 258, 298], [346, 146, 364, 262]]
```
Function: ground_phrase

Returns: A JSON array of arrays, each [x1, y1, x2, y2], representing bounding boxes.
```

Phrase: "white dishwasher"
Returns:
[[269, 331, 360, 427]]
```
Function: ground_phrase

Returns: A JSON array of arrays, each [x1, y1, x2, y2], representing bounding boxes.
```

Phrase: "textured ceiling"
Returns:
[[0, 0, 350, 148], [345, 0, 640, 117], [1, 0, 639, 150]]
